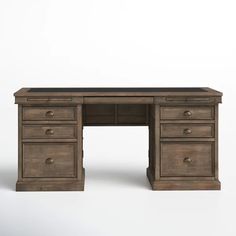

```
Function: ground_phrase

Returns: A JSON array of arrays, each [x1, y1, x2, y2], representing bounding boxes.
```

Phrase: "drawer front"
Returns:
[[23, 125, 76, 139], [23, 107, 76, 121], [160, 106, 214, 120], [161, 124, 214, 138], [23, 143, 76, 178], [161, 142, 213, 177]]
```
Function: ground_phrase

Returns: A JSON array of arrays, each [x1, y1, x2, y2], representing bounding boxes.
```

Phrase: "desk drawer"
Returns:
[[160, 106, 214, 120], [23, 125, 76, 139], [161, 124, 214, 138], [23, 143, 76, 178], [23, 107, 76, 121], [161, 142, 213, 177]]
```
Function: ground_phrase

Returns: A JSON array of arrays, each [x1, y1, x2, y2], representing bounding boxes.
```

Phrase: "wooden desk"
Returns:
[[14, 87, 222, 191]]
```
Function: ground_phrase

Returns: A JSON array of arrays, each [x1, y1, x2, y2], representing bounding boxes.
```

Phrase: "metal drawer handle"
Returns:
[[183, 128, 192, 135], [45, 158, 54, 164], [45, 129, 54, 135], [45, 111, 54, 117], [183, 110, 192, 117], [183, 157, 192, 163]]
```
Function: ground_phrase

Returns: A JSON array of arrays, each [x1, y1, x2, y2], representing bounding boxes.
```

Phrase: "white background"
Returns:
[[0, 0, 236, 235]]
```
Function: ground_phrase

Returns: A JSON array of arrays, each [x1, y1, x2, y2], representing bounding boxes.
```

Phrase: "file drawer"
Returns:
[[161, 142, 213, 177], [23, 143, 76, 178]]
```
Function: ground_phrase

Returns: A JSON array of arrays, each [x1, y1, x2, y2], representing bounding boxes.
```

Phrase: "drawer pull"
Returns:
[[45, 158, 54, 164], [45, 129, 54, 135], [183, 157, 192, 163], [45, 111, 54, 117], [183, 110, 192, 117], [183, 128, 192, 135]]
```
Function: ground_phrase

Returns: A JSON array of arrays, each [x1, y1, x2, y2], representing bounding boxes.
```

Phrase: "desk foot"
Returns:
[[146, 168, 221, 190]]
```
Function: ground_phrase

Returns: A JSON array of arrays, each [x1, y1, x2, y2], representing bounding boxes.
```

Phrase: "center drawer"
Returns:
[[23, 143, 76, 178], [23, 125, 77, 139]]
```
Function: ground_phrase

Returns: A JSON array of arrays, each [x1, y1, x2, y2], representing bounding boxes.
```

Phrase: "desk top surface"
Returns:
[[14, 87, 222, 97]]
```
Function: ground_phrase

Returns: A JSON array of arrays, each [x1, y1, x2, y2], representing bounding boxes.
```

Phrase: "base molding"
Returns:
[[147, 168, 221, 190], [16, 170, 85, 191], [16, 180, 84, 191]]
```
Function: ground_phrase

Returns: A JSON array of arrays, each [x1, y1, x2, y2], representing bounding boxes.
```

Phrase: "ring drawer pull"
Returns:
[[45, 158, 54, 164], [45, 111, 54, 117], [183, 128, 192, 135], [183, 157, 192, 163], [45, 129, 54, 135], [183, 110, 192, 117]]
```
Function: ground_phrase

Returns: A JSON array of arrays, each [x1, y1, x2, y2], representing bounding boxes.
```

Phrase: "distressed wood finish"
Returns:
[[76, 105, 84, 180], [23, 143, 76, 178], [14, 87, 222, 191], [83, 96, 153, 104], [23, 125, 77, 139], [147, 168, 220, 190], [18, 105, 23, 182], [161, 124, 214, 138], [160, 106, 214, 120], [16, 178, 85, 191], [160, 142, 214, 177], [23, 107, 76, 121]]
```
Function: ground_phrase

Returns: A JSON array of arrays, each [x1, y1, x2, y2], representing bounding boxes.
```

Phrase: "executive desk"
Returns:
[[14, 87, 222, 191]]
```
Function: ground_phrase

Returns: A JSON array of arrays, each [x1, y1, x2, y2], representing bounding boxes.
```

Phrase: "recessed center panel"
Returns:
[[83, 104, 149, 126]]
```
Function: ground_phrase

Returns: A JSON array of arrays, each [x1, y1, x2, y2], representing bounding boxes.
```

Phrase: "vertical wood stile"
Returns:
[[154, 104, 161, 180], [214, 104, 219, 179], [77, 104, 83, 180], [18, 105, 23, 181]]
